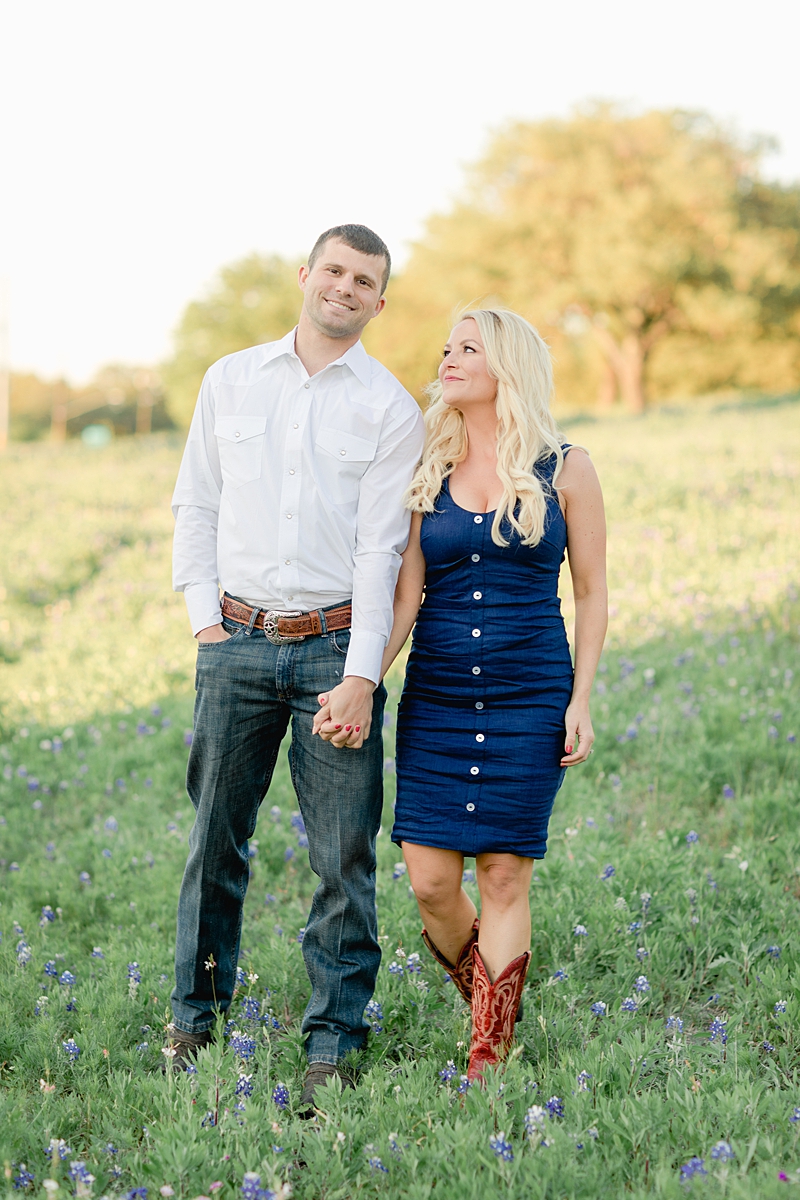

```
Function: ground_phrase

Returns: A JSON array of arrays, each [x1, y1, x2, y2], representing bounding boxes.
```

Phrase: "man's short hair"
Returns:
[[308, 224, 391, 295]]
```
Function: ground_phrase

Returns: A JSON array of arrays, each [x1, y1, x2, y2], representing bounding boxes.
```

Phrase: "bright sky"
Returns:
[[1, 0, 798, 383]]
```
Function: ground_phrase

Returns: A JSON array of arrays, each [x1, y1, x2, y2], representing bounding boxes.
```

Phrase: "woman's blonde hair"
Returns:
[[405, 307, 564, 547]]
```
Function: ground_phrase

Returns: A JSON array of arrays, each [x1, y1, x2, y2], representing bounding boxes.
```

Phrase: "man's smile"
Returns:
[[325, 297, 355, 312]]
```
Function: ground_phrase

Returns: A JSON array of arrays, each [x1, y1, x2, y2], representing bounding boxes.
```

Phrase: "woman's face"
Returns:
[[439, 318, 497, 411]]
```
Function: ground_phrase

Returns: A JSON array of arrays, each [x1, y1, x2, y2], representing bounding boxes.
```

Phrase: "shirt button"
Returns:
[[304, 383, 310, 389], [473, 591, 482, 600], [340, 449, 346, 456], [475, 701, 484, 710], [234, 431, 241, 438], [470, 766, 480, 775], [472, 666, 481, 675], [293, 423, 299, 429], [289, 469, 295, 475], [466, 803, 475, 812], [472, 628, 481, 638], [476, 733, 485, 743], [285, 559, 291, 565], [474, 515, 483, 524], [471, 554, 480, 562], [288, 596, 293, 600], [286, 514, 293, 520]]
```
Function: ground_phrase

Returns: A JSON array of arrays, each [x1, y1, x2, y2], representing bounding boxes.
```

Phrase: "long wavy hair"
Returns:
[[405, 308, 565, 547]]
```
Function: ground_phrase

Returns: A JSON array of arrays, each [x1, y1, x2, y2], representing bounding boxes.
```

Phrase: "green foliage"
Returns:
[[365, 106, 800, 410], [161, 255, 303, 428]]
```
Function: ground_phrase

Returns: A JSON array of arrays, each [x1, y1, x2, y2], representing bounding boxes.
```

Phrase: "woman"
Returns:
[[382, 308, 607, 1082]]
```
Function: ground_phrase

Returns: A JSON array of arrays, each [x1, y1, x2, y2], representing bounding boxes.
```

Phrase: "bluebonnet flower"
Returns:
[[610, 774, 621, 790], [762, 1040, 775, 1052], [184, 731, 193, 747], [91, 947, 104, 959], [62, 1038, 80, 1060], [263, 1013, 281, 1031], [552, 969, 568, 981], [125, 1189, 148, 1200], [16, 940, 32, 965], [78, 871, 91, 885], [525, 1105, 546, 1137], [767, 945, 781, 958], [368, 1156, 389, 1173], [628, 921, 642, 933], [636, 947, 649, 962], [392, 862, 407, 880], [104, 817, 118, 832], [296, 927, 306, 944], [34, 997, 48, 1015], [545, 1095, 564, 1120], [115, 778, 126, 790], [235, 966, 247, 986], [39, 906, 55, 926], [388, 961, 404, 975], [283, 847, 294, 862], [600, 864, 615, 880], [59, 970, 76, 987], [136, 1042, 149, 1052], [457, 1075, 470, 1095], [365, 999, 383, 1033], [388, 1133, 403, 1156], [201, 1111, 216, 1127], [790, 1108, 800, 1124], [680, 1157, 707, 1180], [103, 1144, 117, 1155], [585, 817, 597, 828], [573, 924, 588, 937], [269, 805, 282, 821], [236, 1073, 254, 1097], [489, 1133, 513, 1161], [591, 1001, 606, 1016], [240, 996, 260, 1020], [264, 893, 276, 905], [439, 1060, 458, 1083], [12, 1166, 35, 1190], [44, 1139, 72, 1160], [127, 962, 142, 983], [406, 952, 422, 974], [577, 1070, 591, 1092], [709, 1018, 727, 1044], [710, 1141, 735, 1162], [686, 830, 699, 844], [666, 1016, 684, 1033], [634, 975, 650, 992], [272, 1083, 289, 1110], [462, 868, 475, 883], [290, 812, 306, 835], [722, 785, 734, 799], [775, 1000, 787, 1014], [297, 833, 309, 849], [621, 997, 638, 1013], [44, 960, 58, 977], [69, 1162, 95, 1188], [241, 1173, 275, 1200], [27, 778, 40, 792], [229, 1030, 257, 1061]]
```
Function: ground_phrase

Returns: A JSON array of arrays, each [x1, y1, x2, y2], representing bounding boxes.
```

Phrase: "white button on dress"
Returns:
[[466, 803, 475, 812], [471, 554, 480, 562], [476, 733, 485, 743], [473, 591, 482, 600], [472, 666, 481, 675], [472, 629, 481, 638], [470, 766, 480, 776], [474, 515, 483, 524], [475, 702, 484, 710]]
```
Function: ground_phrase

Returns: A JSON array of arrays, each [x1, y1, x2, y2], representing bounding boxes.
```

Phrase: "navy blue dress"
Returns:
[[392, 448, 574, 859]]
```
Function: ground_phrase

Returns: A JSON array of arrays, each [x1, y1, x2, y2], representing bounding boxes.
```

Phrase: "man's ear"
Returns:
[[371, 295, 387, 319], [298, 265, 309, 292]]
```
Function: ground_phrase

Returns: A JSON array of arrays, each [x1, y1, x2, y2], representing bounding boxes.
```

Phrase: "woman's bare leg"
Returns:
[[475, 853, 535, 980], [402, 842, 477, 964]]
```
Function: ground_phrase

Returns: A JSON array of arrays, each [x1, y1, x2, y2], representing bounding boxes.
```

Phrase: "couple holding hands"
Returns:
[[169, 224, 607, 1108]]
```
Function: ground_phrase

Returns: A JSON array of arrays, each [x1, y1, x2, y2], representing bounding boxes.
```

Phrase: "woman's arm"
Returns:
[[379, 512, 426, 680], [559, 450, 608, 766]]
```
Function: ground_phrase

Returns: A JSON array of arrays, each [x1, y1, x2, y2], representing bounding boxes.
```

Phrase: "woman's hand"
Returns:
[[560, 700, 594, 766]]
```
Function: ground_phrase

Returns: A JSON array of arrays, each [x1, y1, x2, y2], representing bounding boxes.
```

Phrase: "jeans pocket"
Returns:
[[197, 619, 244, 650], [330, 628, 351, 657]]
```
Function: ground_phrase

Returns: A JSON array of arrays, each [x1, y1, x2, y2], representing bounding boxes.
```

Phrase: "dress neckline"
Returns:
[[443, 476, 498, 516]]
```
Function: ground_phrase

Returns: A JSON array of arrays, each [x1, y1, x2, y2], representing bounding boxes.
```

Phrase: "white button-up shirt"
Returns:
[[172, 328, 424, 685]]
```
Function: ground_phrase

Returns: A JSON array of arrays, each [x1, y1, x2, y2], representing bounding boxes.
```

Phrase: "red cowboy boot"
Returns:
[[467, 945, 530, 1084], [422, 919, 479, 1005]]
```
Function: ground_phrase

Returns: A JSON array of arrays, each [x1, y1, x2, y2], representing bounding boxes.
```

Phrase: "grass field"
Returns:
[[0, 396, 799, 1198]]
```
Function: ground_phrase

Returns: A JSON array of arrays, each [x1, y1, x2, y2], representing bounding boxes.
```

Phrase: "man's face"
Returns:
[[298, 239, 386, 340]]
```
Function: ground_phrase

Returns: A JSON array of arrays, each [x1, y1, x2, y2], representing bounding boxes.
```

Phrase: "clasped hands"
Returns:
[[312, 676, 375, 749]]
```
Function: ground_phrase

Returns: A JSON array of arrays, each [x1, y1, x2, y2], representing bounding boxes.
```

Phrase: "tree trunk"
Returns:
[[136, 389, 154, 435], [596, 360, 617, 410], [50, 380, 70, 442], [618, 333, 645, 414]]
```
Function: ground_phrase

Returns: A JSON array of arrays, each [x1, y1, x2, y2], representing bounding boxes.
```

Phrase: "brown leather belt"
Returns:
[[221, 595, 352, 645]]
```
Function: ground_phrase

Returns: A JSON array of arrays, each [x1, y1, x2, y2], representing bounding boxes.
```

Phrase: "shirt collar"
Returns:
[[259, 327, 372, 389]]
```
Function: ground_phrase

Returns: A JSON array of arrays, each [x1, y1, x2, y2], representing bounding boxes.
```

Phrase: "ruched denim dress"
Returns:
[[392, 449, 574, 859]]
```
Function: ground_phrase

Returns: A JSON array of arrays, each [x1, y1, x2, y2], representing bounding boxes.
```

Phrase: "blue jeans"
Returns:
[[171, 613, 386, 1065]]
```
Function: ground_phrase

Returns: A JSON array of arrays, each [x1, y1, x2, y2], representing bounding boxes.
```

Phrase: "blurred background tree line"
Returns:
[[10, 106, 800, 438]]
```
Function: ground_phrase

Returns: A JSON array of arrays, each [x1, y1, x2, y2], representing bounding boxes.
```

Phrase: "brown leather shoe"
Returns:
[[161, 1025, 213, 1072], [467, 946, 530, 1084], [299, 1062, 356, 1118]]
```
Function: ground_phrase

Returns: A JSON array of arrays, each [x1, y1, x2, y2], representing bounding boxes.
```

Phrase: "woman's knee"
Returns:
[[477, 858, 532, 908], [403, 848, 463, 911]]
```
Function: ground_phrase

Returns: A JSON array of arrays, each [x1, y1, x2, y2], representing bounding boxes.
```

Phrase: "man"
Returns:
[[168, 224, 424, 1108]]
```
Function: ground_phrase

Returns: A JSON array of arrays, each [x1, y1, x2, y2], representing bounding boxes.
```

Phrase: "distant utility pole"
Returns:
[[0, 278, 9, 453]]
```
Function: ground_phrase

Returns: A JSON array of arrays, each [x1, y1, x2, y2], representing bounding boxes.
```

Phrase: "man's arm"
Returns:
[[315, 400, 425, 750], [172, 370, 225, 637]]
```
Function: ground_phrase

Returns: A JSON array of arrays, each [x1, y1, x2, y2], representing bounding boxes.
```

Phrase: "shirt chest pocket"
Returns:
[[314, 426, 378, 505], [215, 415, 267, 488]]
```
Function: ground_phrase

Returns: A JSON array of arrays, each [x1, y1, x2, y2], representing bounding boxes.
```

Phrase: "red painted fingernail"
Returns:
[[335, 725, 342, 730], [355, 726, 361, 733], [345, 725, 352, 732], [566, 746, 573, 753]]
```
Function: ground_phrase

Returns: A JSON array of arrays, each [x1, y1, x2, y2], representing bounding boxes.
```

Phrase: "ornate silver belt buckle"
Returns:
[[262, 609, 304, 646]]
